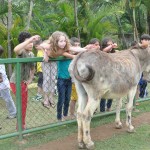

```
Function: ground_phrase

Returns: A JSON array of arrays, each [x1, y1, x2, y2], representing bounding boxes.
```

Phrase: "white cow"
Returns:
[[69, 46, 150, 149]]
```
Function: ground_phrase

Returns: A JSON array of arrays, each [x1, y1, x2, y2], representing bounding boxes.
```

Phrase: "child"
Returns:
[[84, 38, 100, 50], [70, 37, 80, 47], [32, 39, 43, 101], [41, 31, 87, 121], [69, 37, 80, 119], [100, 38, 117, 112], [10, 31, 40, 130], [0, 45, 16, 119], [138, 34, 150, 98], [41, 40, 57, 109], [40, 31, 87, 61]]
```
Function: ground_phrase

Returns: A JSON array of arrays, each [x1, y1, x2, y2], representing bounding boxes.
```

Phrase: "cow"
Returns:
[[68, 46, 150, 149]]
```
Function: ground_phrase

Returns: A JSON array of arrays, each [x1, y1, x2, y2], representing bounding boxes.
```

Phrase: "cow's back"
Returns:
[[75, 50, 141, 98]]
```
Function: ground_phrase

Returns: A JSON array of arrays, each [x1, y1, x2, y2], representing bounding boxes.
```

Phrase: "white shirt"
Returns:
[[0, 64, 10, 89]]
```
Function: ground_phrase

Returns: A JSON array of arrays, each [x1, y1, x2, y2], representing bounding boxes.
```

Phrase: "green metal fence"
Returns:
[[0, 57, 149, 141]]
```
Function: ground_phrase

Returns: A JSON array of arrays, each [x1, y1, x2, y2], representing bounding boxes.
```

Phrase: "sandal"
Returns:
[[41, 101, 50, 109], [49, 101, 56, 108]]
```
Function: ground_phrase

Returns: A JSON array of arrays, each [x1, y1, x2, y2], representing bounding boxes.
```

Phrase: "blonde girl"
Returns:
[[41, 31, 86, 112]]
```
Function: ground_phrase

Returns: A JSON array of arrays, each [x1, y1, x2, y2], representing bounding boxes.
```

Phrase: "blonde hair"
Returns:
[[49, 31, 70, 54]]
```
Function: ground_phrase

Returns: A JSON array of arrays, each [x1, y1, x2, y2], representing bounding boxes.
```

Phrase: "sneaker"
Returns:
[[6, 115, 16, 119], [32, 94, 43, 101]]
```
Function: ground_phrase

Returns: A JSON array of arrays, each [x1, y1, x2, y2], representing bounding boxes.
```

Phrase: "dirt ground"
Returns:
[[26, 112, 150, 150]]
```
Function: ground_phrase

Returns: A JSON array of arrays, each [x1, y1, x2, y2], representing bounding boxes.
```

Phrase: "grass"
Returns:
[[95, 124, 150, 150], [0, 100, 150, 150], [0, 80, 150, 149]]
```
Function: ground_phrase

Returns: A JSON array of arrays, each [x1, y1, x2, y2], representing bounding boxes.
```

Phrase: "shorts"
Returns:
[[71, 83, 78, 101], [37, 72, 43, 88]]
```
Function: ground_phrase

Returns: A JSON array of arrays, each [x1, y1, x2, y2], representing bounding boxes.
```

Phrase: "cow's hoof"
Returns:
[[115, 123, 123, 129], [78, 142, 86, 149], [127, 126, 135, 133], [86, 141, 95, 150]]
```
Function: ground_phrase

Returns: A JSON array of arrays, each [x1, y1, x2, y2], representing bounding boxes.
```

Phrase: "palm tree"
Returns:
[[74, 0, 80, 40], [142, 0, 150, 34]]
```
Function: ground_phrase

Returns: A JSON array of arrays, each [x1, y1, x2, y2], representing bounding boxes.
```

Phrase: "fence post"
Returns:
[[16, 62, 23, 140]]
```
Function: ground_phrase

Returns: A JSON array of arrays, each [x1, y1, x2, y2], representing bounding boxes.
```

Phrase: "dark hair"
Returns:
[[0, 45, 4, 56], [18, 31, 31, 43], [140, 34, 150, 40], [70, 37, 80, 46], [101, 37, 115, 53], [33, 38, 42, 46], [131, 41, 137, 47], [89, 38, 100, 44]]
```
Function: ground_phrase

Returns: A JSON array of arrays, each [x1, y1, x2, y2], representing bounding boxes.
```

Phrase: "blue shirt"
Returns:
[[57, 59, 71, 79]]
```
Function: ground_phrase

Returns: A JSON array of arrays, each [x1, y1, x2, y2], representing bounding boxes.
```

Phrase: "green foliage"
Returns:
[[0, 0, 149, 58]]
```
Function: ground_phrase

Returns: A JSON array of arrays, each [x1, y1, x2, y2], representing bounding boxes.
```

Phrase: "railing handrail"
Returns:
[[0, 56, 70, 64]]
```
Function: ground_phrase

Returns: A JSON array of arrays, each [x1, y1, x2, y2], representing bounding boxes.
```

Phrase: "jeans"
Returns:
[[100, 98, 112, 112], [57, 78, 72, 120], [139, 80, 147, 98], [0, 88, 16, 116]]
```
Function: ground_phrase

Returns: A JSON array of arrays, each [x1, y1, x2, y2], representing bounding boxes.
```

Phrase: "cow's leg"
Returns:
[[82, 97, 99, 149], [126, 85, 137, 132], [115, 98, 123, 129], [75, 81, 87, 149]]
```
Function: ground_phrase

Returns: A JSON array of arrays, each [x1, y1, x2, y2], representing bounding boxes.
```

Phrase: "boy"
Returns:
[[138, 34, 150, 99], [0, 45, 16, 119], [32, 39, 43, 101], [10, 31, 40, 129], [69, 37, 80, 119]]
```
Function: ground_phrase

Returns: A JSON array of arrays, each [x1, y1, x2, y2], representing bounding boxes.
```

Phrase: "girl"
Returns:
[[84, 38, 100, 50], [101, 38, 117, 53], [40, 31, 86, 121], [41, 31, 86, 61]]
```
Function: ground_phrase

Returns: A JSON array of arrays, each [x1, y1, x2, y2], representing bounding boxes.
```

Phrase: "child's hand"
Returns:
[[29, 35, 41, 43], [85, 44, 95, 49], [85, 44, 100, 50], [112, 43, 118, 48], [43, 49, 49, 62]]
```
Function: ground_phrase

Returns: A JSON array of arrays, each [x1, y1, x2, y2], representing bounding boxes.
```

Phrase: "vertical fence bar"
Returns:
[[16, 62, 23, 141]]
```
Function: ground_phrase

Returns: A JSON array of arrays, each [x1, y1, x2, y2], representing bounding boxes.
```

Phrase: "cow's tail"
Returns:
[[73, 52, 95, 82]]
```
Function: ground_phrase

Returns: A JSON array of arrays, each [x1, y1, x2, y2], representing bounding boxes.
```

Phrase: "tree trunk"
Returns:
[[115, 14, 128, 49], [26, 0, 34, 30], [7, 0, 12, 77], [74, 0, 80, 40], [147, 11, 150, 34], [131, 0, 139, 42]]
